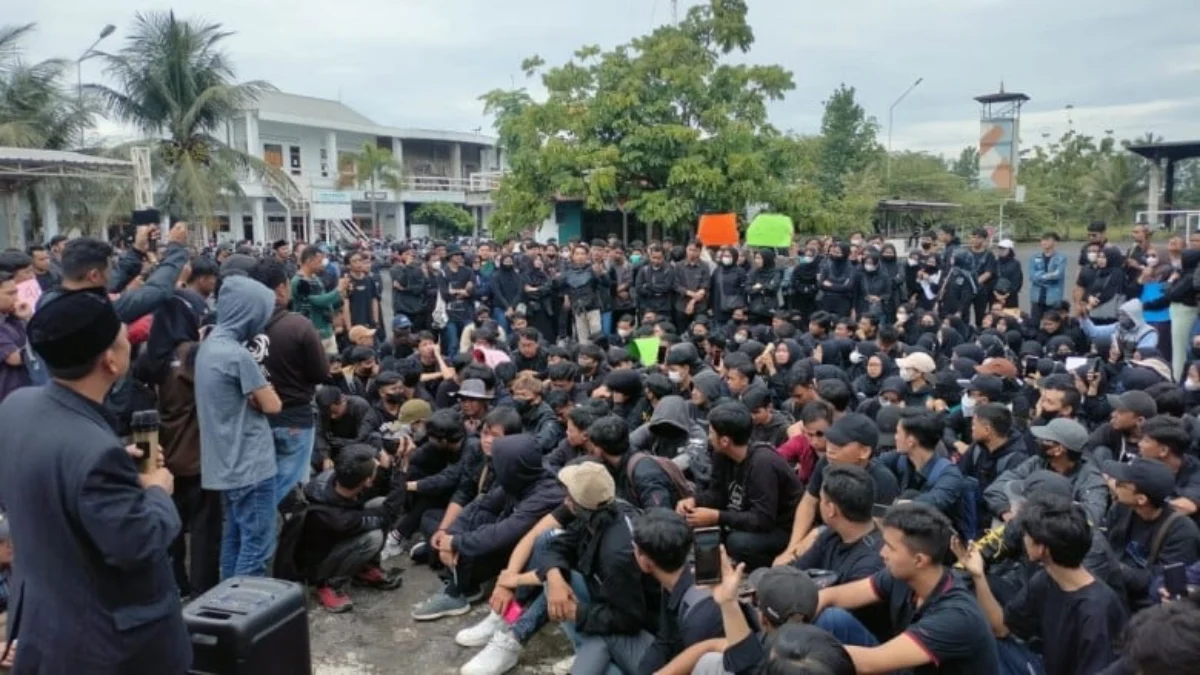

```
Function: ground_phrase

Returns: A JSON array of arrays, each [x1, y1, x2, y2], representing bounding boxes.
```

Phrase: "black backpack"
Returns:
[[273, 490, 315, 582]]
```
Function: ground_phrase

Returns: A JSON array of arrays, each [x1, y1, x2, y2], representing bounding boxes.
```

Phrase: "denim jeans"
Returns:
[[814, 607, 880, 647], [443, 321, 464, 356], [510, 530, 559, 643], [220, 476, 278, 579], [493, 307, 511, 333], [551, 570, 652, 675], [600, 311, 613, 336], [272, 425, 315, 505]]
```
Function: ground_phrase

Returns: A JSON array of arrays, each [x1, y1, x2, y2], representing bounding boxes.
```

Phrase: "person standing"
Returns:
[[1029, 232, 1067, 324], [292, 246, 348, 356], [966, 228, 997, 326], [342, 252, 382, 340], [196, 276, 283, 579], [0, 289, 189, 673], [673, 242, 711, 330], [0, 273, 32, 404]]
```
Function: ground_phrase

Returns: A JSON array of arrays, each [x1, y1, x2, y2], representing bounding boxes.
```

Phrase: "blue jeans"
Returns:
[[601, 311, 613, 336], [510, 530, 558, 643], [272, 425, 315, 505], [814, 607, 880, 647], [493, 307, 511, 333], [551, 571, 649, 675], [220, 476, 277, 579], [443, 321, 463, 356]]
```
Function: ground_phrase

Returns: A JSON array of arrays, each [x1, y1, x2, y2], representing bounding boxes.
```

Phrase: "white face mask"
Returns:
[[961, 393, 977, 417], [618, 328, 631, 338], [849, 351, 864, 364], [1146, 256, 1159, 266], [667, 370, 683, 384], [1086, 252, 1099, 263], [431, 260, 442, 271], [1186, 380, 1200, 392], [907, 258, 919, 267], [864, 264, 877, 272], [879, 399, 895, 407], [720, 256, 733, 266], [899, 367, 917, 382]]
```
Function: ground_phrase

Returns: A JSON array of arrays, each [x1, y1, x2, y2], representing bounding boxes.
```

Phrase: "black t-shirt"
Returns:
[[347, 274, 380, 327], [795, 527, 890, 639], [806, 457, 901, 506], [1003, 572, 1126, 675], [870, 569, 999, 675]]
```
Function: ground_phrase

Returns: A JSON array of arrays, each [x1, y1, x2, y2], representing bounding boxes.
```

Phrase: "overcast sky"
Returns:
[[12, 0, 1200, 157]]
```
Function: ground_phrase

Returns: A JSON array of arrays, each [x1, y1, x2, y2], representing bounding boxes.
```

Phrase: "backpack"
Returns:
[[273, 490, 313, 582], [626, 451, 694, 508], [899, 455, 979, 540]]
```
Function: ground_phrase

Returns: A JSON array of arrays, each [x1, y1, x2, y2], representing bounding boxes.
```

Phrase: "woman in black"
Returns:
[[857, 250, 894, 321], [712, 246, 748, 325], [789, 240, 822, 320], [1081, 246, 1125, 325], [521, 255, 558, 343], [819, 241, 858, 319], [489, 252, 523, 333], [747, 249, 782, 324]]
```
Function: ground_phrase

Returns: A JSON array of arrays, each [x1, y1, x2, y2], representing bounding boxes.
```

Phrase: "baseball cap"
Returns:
[[825, 413, 879, 449], [398, 399, 433, 425], [453, 378, 494, 400], [348, 325, 376, 343], [1009, 470, 1074, 502], [748, 567, 818, 625], [1030, 418, 1089, 453], [1102, 458, 1176, 506], [558, 462, 616, 510], [392, 314, 412, 330], [1107, 391, 1157, 419], [896, 352, 936, 375], [967, 375, 1004, 400], [997, 238, 1015, 250]]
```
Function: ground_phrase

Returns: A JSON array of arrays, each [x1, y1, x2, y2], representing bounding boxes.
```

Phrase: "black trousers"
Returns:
[[395, 493, 448, 539], [445, 545, 515, 599], [169, 474, 222, 598], [971, 293, 992, 327], [725, 528, 791, 572]]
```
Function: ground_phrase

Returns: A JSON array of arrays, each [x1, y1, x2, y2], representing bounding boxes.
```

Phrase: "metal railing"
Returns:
[[242, 168, 507, 200]]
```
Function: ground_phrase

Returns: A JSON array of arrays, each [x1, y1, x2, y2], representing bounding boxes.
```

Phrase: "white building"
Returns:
[[220, 91, 504, 243]]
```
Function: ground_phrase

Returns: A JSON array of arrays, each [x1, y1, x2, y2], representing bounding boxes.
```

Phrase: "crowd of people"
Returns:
[[1, 216, 1200, 674]]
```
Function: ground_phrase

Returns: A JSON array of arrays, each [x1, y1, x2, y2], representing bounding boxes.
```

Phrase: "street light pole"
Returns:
[[886, 76, 924, 188], [76, 24, 116, 149]]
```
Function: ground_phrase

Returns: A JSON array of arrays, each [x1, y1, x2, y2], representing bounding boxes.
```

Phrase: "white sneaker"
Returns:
[[551, 655, 575, 675], [380, 531, 407, 562], [460, 629, 521, 675], [456, 611, 506, 648]]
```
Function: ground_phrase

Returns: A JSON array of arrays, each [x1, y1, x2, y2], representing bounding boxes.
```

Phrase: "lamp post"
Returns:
[[886, 76, 924, 188], [76, 24, 116, 149]]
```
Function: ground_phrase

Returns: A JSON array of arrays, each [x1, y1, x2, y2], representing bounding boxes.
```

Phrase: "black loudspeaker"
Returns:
[[184, 576, 312, 675]]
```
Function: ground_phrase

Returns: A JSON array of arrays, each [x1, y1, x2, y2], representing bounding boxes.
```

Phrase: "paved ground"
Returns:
[[311, 559, 571, 675]]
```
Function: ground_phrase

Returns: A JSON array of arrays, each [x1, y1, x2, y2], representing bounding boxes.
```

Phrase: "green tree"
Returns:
[[949, 145, 979, 189], [337, 141, 402, 233], [1083, 154, 1143, 225], [89, 11, 284, 225], [481, 0, 795, 240], [817, 84, 881, 198], [411, 202, 475, 236]]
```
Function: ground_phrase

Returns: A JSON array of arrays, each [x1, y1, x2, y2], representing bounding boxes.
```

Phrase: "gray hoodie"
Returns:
[[195, 276, 278, 491], [630, 395, 712, 488]]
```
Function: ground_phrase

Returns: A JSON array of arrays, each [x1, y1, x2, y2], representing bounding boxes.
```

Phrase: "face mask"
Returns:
[[830, 253, 845, 261], [864, 264, 877, 272], [1118, 317, 1136, 330], [879, 399, 895, 408], [385, 392, 406, 404], [1086, 252, 1099, 263], [667, 370, 683, 384], [883, 255, 896, 262], [800, 256, 812, 264], [514, 398, 533, 414], [618, 328, 631, 338], [630, 254, 643, 265], [850, 239, 863, 247], [961, 393, 977, 417], [1038, 408, 1060, 422], [734, 334, 747, 344], [720, 256, 733, 266], [1186, 380, 1200, 392], [900, 368, 917, 382], [896, 312, 909, 323], [907, 258, 919, 267], [1146, 257, 1158, 266], [924, 265, 939, 274], [849, 351, 864, 364], [502, 262, 513, 269], [431, 260, 443, 271]]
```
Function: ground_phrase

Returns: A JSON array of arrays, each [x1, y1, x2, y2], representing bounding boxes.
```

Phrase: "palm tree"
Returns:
[[0, 24, 96, 243], [88, 11, 285, 227], [1084, 154, 1143, 224], [337, 142, 402, 235]]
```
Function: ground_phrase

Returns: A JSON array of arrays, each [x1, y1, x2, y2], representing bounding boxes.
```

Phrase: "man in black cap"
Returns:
[[0, 290, 188, 672], [1102, 458, 1200, 608], [1086, 391, 1157, 462], [985, 417, 1109, 524]]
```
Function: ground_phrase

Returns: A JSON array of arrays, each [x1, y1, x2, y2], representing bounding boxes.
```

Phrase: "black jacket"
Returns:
[[636, 263, 676, 313], [449, 434, 564, 558], [300, 468, 403, 573], [695, 443, 802, 533], [521, 401, 564, 455], [1105, 505, 1200, 607], [746, 259, 781, 318], [711, 262, 747, 313], [956, 433, 1031, 523], [542, 501, 658, 636], [391, 262, 429, 316], [610, 452, 681, 509], [314, 395, 381, 469]]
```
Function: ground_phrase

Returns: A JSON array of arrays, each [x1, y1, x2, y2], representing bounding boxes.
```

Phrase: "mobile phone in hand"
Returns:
[[1164, 562, 1189, 599], [693, 527, 722, 586]]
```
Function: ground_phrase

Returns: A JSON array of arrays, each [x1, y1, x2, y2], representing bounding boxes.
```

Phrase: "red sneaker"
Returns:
[[316, 584, 354, 613], [354, 565, 403, 590]]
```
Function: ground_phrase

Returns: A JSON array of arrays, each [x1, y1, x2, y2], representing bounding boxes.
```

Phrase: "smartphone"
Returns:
[[693, 527, 722, 586], [1164, 562, 1189, 599], [1024, 356, 1039, 377]]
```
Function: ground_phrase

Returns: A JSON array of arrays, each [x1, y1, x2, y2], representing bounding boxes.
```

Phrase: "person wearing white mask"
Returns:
[[711, 246, 747, 326], [894, 352, 936, 406]]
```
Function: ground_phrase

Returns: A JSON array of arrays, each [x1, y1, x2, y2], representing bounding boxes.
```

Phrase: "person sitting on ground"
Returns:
[[1085, 390, 1157, 463], [956, 403, 1031, 525], [544, 404, 606, 474], [603, 369, 652, 431], [1136, 414, 1200, 519], [313, 386, 382, 471], [677, 402, 802, 570], [335, 345, 378, 399], [878, 409, 969, 531], [957, 492, 1127, 675], [509, 372, 564, 454], [390, 409, 476, 557], [743, 387, 792, 449], [300, 445, 404, 612], [587, 415, 681, 510], [412, 433, 564, 621], [453, 376, 495, 436], [779, 413, 900, 566], [629, 394, 712, 489], [816, 502, 1000, 671]]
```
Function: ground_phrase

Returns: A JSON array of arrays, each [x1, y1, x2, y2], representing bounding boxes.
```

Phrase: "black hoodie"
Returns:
[[300, 467, 403, 573], [695, 443, 802, 533], [746, 250, 781, 318], [448, 434, 564, 558]]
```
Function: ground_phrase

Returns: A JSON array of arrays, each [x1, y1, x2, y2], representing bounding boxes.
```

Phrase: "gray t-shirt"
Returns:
[[196, 336, 276, 490]]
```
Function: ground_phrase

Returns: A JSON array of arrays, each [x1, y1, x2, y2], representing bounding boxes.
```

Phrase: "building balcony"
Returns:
[[236, 168, 506, 207]]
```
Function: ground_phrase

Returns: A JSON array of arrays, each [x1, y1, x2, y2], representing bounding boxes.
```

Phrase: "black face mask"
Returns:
[[924, 265, 939, 274], [882, 255, 896, 262], [385, 392, 406, 405], [514, 398, 534, 414]]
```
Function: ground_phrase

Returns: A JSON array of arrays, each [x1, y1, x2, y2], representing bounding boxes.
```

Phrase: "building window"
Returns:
[[289, 146, 302, 176], [263, 144, 283, 169], [320, 148, 329, 177]]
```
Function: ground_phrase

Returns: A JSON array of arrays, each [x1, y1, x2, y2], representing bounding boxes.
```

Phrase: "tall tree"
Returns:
[[481, 0, 795, 240], [1084, 154, 1143, 224], [411, 202, 475, 236], [89, 11, 284, 225], [949, 146, 979, 189], [337, 142, 402, 234], [817, 84, 880, 198]]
